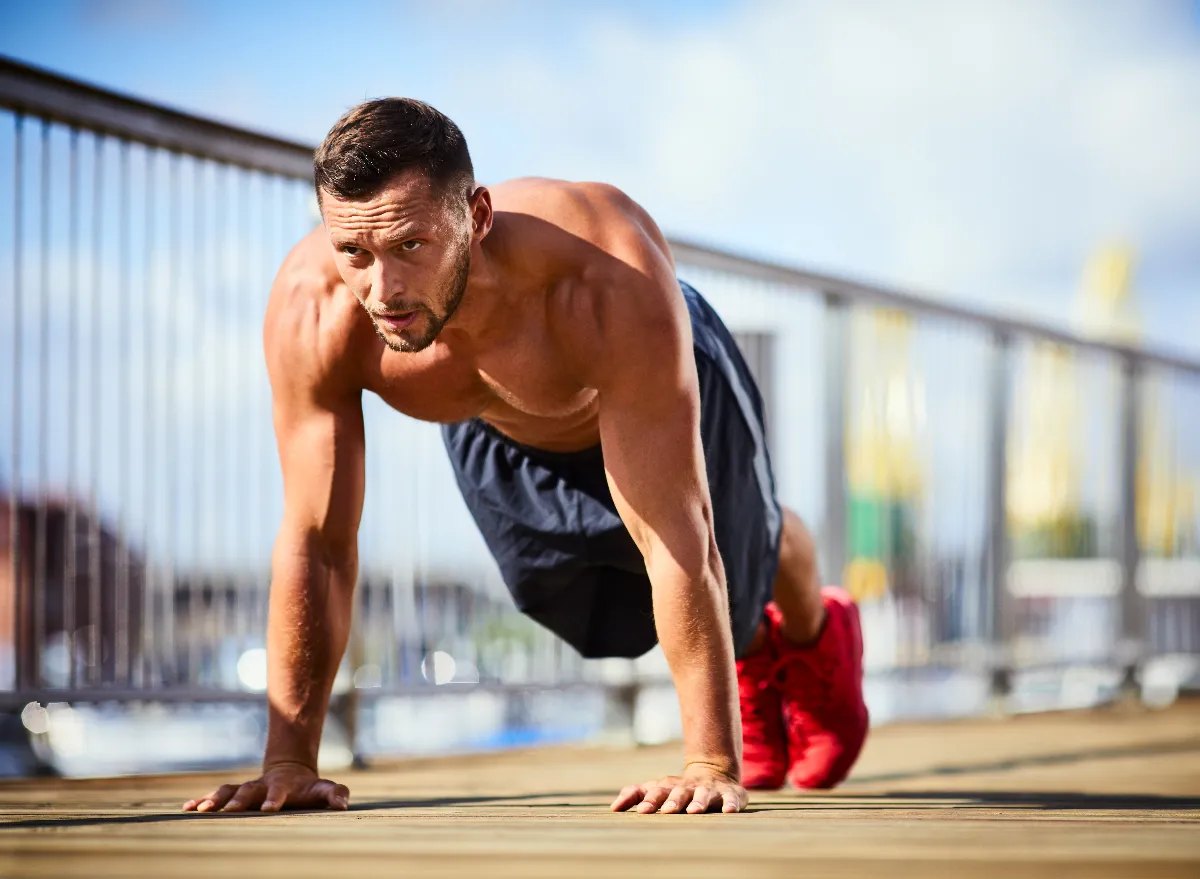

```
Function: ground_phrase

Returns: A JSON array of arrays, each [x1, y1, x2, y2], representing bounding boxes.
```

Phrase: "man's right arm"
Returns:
[[184, 255, 365, 813], [263, 370, 364, 775]]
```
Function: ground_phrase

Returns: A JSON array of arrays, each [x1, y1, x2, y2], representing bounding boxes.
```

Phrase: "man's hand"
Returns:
[[610, 764, 748, 815], [182, 762, 349, 813]]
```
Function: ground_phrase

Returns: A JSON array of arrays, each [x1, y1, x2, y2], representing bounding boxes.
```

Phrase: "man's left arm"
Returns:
[[581, 259, 747, 816]]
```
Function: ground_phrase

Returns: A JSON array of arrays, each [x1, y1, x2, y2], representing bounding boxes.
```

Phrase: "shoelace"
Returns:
[[769, 649, 838, 713]]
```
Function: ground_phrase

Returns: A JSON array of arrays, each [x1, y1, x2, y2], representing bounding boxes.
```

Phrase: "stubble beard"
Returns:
[[372, 244, 471, 354]]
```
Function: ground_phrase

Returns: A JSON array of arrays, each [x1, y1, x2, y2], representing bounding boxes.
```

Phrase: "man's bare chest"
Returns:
[[363, 340, 598, 432]]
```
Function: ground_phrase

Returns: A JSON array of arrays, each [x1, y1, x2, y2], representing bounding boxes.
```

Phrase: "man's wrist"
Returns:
[[262, 756, 318, 774], [684, 756, 741, 781]]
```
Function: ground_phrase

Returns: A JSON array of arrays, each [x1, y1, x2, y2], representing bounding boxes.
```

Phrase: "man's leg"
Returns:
[[746, 507, 825, 653], [750, 507, 868, 789]]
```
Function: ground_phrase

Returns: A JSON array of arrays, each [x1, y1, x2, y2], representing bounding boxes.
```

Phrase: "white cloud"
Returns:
[[452, 0, 1200, 353]]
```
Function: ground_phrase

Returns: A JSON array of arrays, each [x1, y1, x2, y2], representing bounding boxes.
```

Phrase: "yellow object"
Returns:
[[847, 308, 925, 500], [845, 307, 926, 601], [1008, 342, 1080, 532], [1078, 243, 1140, 344], [844, 558, 889, 603], [1073, 241, 1195, 555]]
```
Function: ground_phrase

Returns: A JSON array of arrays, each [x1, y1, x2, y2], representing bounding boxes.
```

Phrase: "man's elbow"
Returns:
[[645, 531, 725, 596]]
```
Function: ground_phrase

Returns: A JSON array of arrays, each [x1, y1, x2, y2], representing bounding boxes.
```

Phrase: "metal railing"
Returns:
[[2, 56, 1198, 750]]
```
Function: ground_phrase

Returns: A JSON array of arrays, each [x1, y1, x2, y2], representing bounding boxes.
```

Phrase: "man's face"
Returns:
[[322, 170, 472, 353]]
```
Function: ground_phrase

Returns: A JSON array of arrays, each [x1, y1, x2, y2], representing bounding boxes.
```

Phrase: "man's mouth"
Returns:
[[376, 311, 418, 332]]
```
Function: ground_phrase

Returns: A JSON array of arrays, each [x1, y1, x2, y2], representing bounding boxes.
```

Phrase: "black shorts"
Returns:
[[441, 280, 782, 659]]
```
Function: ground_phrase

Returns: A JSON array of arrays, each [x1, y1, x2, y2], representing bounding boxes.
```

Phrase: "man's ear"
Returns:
[[469, 185, 493, 241]]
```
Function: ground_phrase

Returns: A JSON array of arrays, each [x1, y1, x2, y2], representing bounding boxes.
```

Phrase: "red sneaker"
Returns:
[[735, 617, 787, 790], [768, 587, 868, 789]]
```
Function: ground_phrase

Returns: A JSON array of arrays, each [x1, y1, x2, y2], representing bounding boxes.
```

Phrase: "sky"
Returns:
[[2, 0, 1200, 356]]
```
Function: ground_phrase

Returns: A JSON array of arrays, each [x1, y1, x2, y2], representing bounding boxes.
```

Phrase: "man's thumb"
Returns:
[[328, 783, 350, 809]]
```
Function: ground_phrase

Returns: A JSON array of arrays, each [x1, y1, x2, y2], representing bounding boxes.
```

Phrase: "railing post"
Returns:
[[823, 292, 849, 588], [328, 592, 367, 770], [1117, 355, 1143, 698], [984, 331, 1012, 705]]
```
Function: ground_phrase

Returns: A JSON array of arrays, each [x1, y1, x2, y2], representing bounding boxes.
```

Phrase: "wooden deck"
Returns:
[[1, 700, 1197, 878]]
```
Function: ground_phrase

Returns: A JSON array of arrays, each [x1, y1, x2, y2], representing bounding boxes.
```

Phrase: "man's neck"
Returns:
[[439, 211, 547, 350]]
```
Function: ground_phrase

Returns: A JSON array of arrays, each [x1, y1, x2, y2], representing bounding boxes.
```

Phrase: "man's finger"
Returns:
[[685, 786, 713, 814], [327, 783, 350, 810], [223, 782, 267, 813], [195, 784, 239, 813], [308, 779, 351, 810], [261, 787, 288, 812], [660, 784, 693, 814], [720, 786, 748, 813], [611, 785, 645, 812], [636, 786, 672, 814], [184, 785, 226, 812]]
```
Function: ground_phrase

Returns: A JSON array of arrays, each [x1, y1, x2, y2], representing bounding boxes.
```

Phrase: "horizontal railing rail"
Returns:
[[0, 56, 313, 176], [669, 239, 1200, 377]]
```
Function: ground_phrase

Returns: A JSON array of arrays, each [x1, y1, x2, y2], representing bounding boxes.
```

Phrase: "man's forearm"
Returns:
[[263, 532, 358, 771], [648, 553, 742, 778]]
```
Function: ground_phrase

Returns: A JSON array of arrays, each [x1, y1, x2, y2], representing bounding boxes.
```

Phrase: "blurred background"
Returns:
[[0, 0, 1198, 778]]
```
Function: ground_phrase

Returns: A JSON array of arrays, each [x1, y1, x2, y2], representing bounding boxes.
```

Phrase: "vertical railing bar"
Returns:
[[33, 118, 51, 691], [205, 161, 220, 687], [396, 492, 412, 687], [204, 161, 219, 688], [969, 328, 983, 654], [1117, 354, 1142, 697], [249, 170, 264, 655], [984, 330, 1012, 704], [231, 165, 247, 668], [64, 126, 79, 690], [115, 139, 130, 686], [229, 168, 246, 684], [415, 418, 429, 686], [9, 113, 24, 691], [214, 163, 228, 686], [139, 145, 156, 689], [256, 173, 271, 673], [163, 152, 179, 686], [226, 167, 240, 686], [87, 132, 104, 686], [189, 157, 204, 686], [822, 291, 848, 599], [215, 165, 227, 686]]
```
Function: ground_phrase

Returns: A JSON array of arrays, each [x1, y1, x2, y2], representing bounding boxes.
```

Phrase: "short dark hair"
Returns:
[[313, 98, 474, 206]]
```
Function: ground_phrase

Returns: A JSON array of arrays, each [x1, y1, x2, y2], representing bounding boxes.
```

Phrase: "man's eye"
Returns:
[[399, 240, 423, 252], [340, 245, 364, 257]]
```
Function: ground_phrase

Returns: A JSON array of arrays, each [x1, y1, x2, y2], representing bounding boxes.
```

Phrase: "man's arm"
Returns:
[[264, 367, 365, 776], [184, 263, 365, 813], [564, 208, 746, 815], [598, 311, 744, 813]]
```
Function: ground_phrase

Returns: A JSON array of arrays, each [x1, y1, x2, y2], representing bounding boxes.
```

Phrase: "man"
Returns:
[[183, 99, 867, 816]]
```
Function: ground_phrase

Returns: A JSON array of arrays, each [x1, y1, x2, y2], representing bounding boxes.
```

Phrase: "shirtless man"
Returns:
[[183, 99, 867, 816]]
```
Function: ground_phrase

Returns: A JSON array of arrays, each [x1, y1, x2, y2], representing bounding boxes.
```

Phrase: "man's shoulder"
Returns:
[[510, 181, 685, 387], [494, 177, 655, 246], [263, 226, 368, 400]]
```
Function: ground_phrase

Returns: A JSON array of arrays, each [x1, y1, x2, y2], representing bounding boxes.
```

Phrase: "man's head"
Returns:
[[314, 98, 482, 352]]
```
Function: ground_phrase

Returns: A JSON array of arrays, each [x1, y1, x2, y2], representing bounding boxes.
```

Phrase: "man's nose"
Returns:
[[370, 256, 405, 305]]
